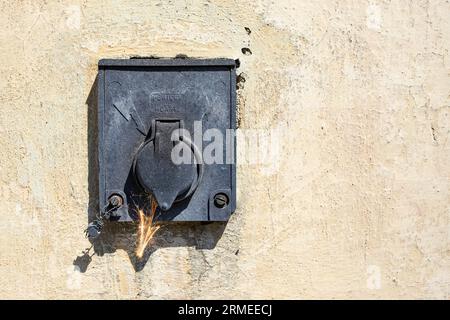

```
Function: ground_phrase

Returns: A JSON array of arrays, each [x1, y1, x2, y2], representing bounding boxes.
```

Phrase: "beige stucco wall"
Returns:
[[0, 0, 449, 299]]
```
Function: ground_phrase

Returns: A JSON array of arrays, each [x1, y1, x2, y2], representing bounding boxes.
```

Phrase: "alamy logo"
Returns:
[[170, 121, 285, 174]]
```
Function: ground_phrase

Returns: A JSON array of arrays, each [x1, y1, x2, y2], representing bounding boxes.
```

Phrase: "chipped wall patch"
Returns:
[[367, 265, 382, 290], [366, 4, 382, 31], [66, 265, 82, 290], [65, 5, 81, 30]]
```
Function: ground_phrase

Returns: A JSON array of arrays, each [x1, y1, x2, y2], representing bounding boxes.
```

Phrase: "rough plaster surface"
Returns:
[[0, 0, 449, 299]]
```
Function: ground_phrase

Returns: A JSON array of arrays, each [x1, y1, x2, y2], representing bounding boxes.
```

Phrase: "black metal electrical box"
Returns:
[[97, 58, 236, 222]]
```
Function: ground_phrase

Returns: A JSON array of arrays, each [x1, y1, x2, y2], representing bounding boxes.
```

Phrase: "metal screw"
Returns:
[[108, 194, 123, 208], [213, 193, 229, 208], [85, 220, 103, 239]]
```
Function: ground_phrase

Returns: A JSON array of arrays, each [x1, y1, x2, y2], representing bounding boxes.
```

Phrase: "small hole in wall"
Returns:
[[241, 47, 252, 55]]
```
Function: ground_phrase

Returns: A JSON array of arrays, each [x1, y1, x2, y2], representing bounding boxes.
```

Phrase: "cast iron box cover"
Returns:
[[98, 58, 236, 222]]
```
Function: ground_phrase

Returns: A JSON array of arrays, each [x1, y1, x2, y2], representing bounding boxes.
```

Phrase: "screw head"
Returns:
[[86, 222, 102, 239], [213, 193, 229, 208], [108, 194, 123, 207]]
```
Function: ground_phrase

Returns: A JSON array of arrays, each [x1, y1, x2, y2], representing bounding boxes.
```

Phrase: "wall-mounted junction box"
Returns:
[[97, 58, 236, 222]]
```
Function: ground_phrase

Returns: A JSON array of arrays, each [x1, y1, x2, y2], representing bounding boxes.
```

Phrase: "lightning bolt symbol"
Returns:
[[113, 99, 146, 135]]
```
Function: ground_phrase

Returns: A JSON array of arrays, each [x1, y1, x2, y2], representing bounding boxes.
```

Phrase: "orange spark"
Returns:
[[135, 196, 160, 259]]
